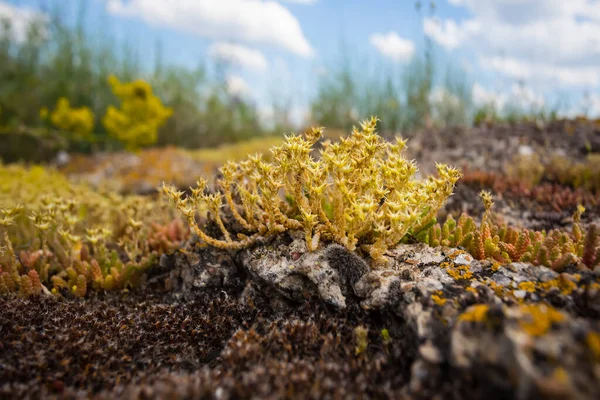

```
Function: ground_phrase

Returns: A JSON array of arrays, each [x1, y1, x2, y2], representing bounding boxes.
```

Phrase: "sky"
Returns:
[[2, 0, 600, 124]]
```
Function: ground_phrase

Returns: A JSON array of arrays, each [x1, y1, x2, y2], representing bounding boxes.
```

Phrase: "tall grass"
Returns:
[[310, 46, 472, 136], [0, 3, 268, 161]]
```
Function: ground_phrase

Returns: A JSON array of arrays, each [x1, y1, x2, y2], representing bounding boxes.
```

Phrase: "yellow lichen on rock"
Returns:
[[586, 331, 600, 361], [458, 304, 490, 322], [517, 304, 565, 337]]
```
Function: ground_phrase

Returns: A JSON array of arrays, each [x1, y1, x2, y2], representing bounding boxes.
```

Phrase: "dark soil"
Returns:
[[1, 288, 426, 400]]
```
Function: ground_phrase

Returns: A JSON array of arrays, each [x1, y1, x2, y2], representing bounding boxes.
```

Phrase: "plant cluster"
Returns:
[[0, 164, 187, 297], [423, 193, 599, 271], [165, 118, 461, 260], [42, 97, 95, 140], [544, 154, 600, 194], [102, 75, 173, 151], [504, 152, 600, 194], [461, 169, 598, 212]]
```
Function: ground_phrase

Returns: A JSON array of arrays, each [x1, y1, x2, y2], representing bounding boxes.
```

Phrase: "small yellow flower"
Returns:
[[39, 107, 49, 119]]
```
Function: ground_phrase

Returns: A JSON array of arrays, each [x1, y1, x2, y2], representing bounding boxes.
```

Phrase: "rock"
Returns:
[[177, 234, 600, 399], [237, 235, 352, 309]]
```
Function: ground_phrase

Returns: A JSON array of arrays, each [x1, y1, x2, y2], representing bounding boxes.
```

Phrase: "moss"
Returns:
[[354, 326, 369, 355], [551, 367, 569, 384]]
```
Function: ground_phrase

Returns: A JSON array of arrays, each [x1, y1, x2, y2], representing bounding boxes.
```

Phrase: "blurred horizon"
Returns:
[[4, 1, 600, 124], [1, 0, 599, 160]]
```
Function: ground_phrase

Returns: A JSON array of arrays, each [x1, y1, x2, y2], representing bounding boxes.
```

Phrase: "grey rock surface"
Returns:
[[166, 232, 600, 399]]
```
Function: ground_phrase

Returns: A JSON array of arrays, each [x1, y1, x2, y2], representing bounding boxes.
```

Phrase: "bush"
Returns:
[[165, 117, 461, 261], [46, 97, 94, 140], [102, 75, 173, 151]]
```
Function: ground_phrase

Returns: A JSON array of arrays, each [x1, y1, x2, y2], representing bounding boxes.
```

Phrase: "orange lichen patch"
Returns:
[[539, 275, 577, 296], [517, 304, 565, 337], [491, 262, 501, 272], [517, 281, 536, 293], [466, 286, 478, 294], [586, 332, 600, 361], [552, 367, 569, 384], [442, 262, 474, 281], [431, 291, 447, 306], [458, 304, 490, 322], [488, 281, 507, 297], [447, 249, 465, 260]]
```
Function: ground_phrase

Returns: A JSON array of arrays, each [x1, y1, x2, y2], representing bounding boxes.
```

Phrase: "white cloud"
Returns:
[[425, 1, 600, 88], [480, 56, 600, 87], [226, 75, 252, 97], [569, 93, 600, 117], [423, 17, 479, 50], [0, 1, 47, 42], [369, 32, 415, 62], [509, 84, 545, 110], [107, 0, 314, 57], [209, 42, 268, 71], [277, 0, 318, 4]]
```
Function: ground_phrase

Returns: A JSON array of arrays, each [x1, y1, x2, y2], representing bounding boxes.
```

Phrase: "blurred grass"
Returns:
[[310, 48, 474, 136], [0, 0, 568, 164], [0, 2, 270, 161]]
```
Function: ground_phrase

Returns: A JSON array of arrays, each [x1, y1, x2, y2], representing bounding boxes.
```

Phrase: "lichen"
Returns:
[[458, 304, 490, 322], [517, 304, 565, 337], [586, 331, 600, 361], [431, 291, 447, 306]]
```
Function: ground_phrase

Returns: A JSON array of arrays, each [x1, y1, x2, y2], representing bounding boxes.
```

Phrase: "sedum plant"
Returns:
[[424, 193, 600, 271], [0, 164, 187, 297], [165, 117, 461, 260]]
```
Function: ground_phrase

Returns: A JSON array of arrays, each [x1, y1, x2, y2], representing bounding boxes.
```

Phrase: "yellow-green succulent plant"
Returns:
[[165, 117, 462, 261]]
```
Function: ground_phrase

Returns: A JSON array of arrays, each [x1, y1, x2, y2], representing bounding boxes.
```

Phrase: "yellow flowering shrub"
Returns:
[[46, 97, 95, 139], [165, 117, 461, 261], [102, 75, 173, 151]]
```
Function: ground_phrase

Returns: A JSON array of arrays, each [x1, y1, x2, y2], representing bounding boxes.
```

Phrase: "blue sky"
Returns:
[[3, 0, 600, 123]]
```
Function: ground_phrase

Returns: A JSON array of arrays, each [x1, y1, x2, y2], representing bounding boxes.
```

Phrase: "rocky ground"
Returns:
[[1, 120, 599, 399]]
